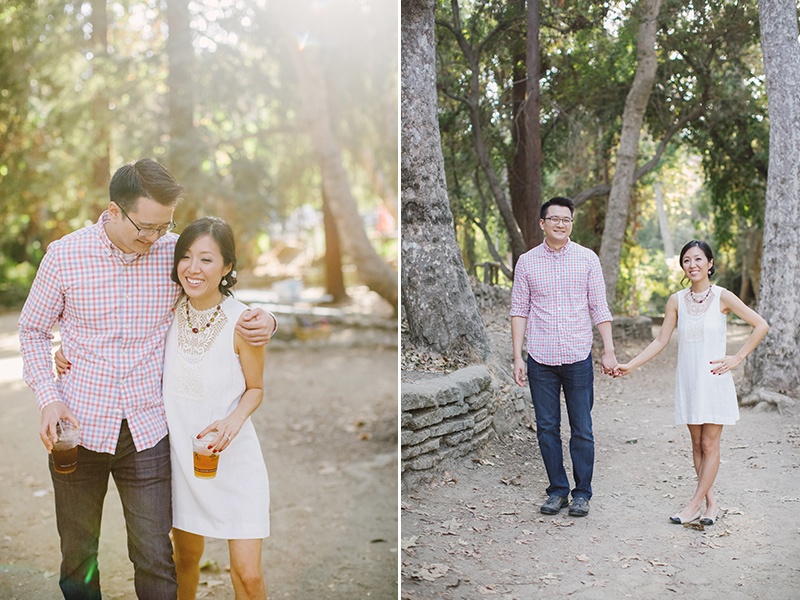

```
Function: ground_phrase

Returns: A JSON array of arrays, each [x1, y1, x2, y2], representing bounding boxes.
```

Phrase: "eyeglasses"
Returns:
[[543, 216, 573, 225], [117, 203, 177, 237]]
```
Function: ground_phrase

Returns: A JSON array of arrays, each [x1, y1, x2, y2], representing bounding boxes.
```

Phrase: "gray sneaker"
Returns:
[[568, 497, 590, 517], [540, 495, 569, 515]]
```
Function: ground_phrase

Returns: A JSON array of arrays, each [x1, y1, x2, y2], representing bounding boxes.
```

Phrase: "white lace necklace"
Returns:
[[177, 296, 228, 356]]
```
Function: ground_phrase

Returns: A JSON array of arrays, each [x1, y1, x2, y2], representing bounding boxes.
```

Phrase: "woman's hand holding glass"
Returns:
[[197, 415, 246, 453]]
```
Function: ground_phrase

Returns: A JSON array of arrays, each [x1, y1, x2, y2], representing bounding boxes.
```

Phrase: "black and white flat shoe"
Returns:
[[699, 508, 718, 526], [670, 509, 702, 524]]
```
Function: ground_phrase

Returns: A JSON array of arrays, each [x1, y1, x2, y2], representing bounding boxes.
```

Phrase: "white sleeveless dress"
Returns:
[[163, 295, 270, 539], [674, 284, 738, 425]]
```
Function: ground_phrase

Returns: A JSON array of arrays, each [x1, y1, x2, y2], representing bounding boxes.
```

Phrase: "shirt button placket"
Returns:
[[119, 262, 130, 419]]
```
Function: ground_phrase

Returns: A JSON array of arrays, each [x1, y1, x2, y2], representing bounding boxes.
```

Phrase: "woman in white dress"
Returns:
[[164, 217, 273, 600], [614, 240, 768, 525]]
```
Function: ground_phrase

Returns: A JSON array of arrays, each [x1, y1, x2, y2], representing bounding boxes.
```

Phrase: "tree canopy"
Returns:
[[434, 0, 767, 314], [0, 0, 398, 307]]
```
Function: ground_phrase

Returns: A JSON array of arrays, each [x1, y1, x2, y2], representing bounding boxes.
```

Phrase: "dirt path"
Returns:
[[0, 311, 398, 600], [401, 323, 800, 599]]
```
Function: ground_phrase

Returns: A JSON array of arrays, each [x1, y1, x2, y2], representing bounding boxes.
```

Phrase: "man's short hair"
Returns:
[[109, 159, 185, 212], [540, 196, 575, 220]]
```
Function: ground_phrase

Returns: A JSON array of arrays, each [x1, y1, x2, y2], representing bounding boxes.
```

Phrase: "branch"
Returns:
[[471, 170, 513, 280], [476, 16, 524, 57], [573, 105, 705, 207], [439, 85, 471, 107], [469, 216, 513, 280]]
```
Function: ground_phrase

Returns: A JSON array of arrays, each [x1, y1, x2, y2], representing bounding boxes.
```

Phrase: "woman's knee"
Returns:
[[699, 429, 722, 456], [173, 532, 204, 568], [231, 564, 265, 597]]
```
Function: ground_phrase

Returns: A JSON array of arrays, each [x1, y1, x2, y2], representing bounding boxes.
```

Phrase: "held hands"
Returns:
[[710, 355, 742, 375], [514, 352, 622, 382], [610, 363, 633, 377], [600, 351, 618, 376]]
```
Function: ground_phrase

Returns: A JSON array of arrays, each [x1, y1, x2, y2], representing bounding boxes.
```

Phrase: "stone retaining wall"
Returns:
[[401, 366, 495, 489], [401, 366, 530, 490], [593, 315, 654, 345]]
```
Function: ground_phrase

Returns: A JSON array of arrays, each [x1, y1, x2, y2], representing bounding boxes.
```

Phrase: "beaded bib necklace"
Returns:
[[684, 285, 714, 317], [186, 300, 221, 333], [688, 286, 712, 304], [177, 296, 228, 356]]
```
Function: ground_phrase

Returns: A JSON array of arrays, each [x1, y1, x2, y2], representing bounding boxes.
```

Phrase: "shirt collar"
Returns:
[[543, 238, 571, 255], [95, 210, 147, 264]]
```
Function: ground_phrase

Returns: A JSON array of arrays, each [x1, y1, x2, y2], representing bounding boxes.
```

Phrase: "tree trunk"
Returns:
[[653, 181, 674, 258], [291, 45, 398, 310], [597, 0, 662, 307], [166, 0, 202, 218], [354, 144, 398, 222], [89, 0, 110, 213], [401, 0, 490, 360], [523, 0, 543, 249], [744, 0, 800, 398], [322, 187, 348, 304], [508, 0, 543, 265], [509, 47, 533, 262], [439, 0, 527, 260]]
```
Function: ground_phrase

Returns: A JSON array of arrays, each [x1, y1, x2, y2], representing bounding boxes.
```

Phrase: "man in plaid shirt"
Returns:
[[18, 159, 275, 600], [511, 196, 617, 518]]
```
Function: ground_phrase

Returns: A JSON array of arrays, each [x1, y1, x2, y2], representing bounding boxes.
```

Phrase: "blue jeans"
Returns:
[[49, 420, 177, 600], [527, 354, 594, 500]]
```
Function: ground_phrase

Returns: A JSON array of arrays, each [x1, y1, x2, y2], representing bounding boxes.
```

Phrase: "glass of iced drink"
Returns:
[[192, 432, 220, 479], [52, 419, 80, 474]]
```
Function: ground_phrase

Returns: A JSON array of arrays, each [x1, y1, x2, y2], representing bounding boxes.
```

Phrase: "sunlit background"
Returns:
[[1, 0, 398, 316]]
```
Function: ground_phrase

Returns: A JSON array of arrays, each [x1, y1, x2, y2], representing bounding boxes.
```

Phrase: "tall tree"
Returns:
[[744, 0, 800, 399], [166, 0, 203, 218], [436, 0, 528, 261], [597, 0, 662, 308], [291, 45, 398, 309], [322, 187, 348, 303], [508, 0, 543, 265], [401, 0, 490, 359], [88, 0, 110, 212]]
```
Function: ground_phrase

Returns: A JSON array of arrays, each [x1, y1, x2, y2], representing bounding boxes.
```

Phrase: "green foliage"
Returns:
[[436, 0, 767, 308], [0, 0, 397, 304], [656, 0, 766, 254]]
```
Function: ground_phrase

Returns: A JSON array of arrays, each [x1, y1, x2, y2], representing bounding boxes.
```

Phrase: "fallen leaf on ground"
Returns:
[[441, 518, 461, 534], [401, 536, 419, 551], [553, 519, 575, 527], [500, 476, 522, 486], [412, 563, 449, 581]]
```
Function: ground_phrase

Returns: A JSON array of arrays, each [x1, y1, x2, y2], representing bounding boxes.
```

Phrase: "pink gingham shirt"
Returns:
[[510, 239, 612, 366], [19, 212, 181, 453]]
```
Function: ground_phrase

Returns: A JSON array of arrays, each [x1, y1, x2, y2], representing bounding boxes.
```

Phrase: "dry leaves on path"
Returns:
[[410, 563, 449, 581]]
